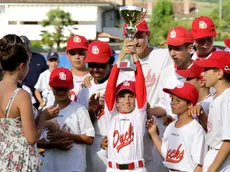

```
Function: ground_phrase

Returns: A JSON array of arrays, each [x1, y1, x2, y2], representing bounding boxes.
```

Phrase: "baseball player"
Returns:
[[38, 67, 95, 172], [192, 51, 230, 172], [105, 40, 147, 172], [77, 41, 130, 172], [191, 16, 221, 61], [122, 20, 173, 172], [158, 26, 194, 120], [176, 63, 212, 116], [66, 35, 91, 101], [34, 50, 59, 109], [146, 82, 207, 172]]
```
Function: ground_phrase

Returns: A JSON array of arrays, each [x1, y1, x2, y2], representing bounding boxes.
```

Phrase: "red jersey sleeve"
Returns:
[[135, 60, 146, 109], [105, 64, 120, 111]]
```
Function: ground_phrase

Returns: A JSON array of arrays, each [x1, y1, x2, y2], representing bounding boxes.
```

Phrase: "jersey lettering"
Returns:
[[166, 144, 184, 163], [113, 123, 134, 153], [145, 69, 157, 87]]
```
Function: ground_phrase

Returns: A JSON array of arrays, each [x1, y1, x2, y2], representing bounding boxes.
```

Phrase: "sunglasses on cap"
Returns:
[[53, 87, 69, 92], [68, 49, 86, 56], [88, 63, 107, 69]]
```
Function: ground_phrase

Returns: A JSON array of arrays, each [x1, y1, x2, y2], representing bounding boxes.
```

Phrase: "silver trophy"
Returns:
[[118, 6, 147, 71]]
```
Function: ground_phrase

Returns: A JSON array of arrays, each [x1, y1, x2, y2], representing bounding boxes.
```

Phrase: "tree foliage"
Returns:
[[210, 0, 230, 40], [40, 8, 75, 49], [149, 0, 175, 46]]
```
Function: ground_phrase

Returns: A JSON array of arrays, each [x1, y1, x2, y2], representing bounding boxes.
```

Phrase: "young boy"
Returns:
[[146, 82, 207, 172], [176, 63, 212, 116], [191, 16, 220, 61], [38, 67, 95, 172], [34, 50, 59, 108], [193, 51, 230, 172], [105, 44, 147, 172]]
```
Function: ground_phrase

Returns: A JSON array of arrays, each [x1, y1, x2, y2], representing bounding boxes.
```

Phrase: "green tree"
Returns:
[[149, 0, 175, 46], [210, 0, 230, 41], [41, 8, 75, 50]]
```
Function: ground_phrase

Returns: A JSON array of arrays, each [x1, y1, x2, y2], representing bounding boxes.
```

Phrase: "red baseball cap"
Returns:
[[176, 63, 203, 79], [224, 38, 230, 48], [49, 67, 74, 89], [194, 51, 230, 74], [123, 20, 149, 36], [163, 82, 199, 106], [192, 16, 216, 40], [84, 41, 112, 64], [66, 35, 88, 51], [116, 80, 135, 96], [161, 26, 193, 46]]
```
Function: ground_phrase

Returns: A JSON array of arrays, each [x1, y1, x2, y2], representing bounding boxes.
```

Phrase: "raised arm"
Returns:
[[105, 63, 120, 111], [133, 54, 146, 109]]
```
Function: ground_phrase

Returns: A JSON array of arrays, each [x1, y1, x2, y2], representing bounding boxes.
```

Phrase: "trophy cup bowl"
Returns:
[[118, 6, 147, 71]]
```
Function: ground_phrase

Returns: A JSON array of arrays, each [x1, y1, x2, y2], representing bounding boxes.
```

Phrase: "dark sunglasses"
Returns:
[[68, 50, 86, 56], [88, 63, 107, 69], [53, 87, 69, 92]]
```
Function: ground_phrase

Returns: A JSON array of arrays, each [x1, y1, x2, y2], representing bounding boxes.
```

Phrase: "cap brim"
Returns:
[[160, 40, 184, 46], [66, 45, 88, 51], [193, 59, 216, 68], [84, 57, 109, 64], [176, 70, 198, 78], [116, 87, 135, 96]]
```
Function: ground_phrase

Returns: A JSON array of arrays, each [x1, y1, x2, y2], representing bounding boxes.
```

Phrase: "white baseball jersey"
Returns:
[[204, 88, 230, 171], [162, 120, 207, 171], [107, 105, 147, 172], [34, 69, 51, 96], [69, 73, 91, 101], [77, 73, 130, 172], [42, 101, 95, 172]]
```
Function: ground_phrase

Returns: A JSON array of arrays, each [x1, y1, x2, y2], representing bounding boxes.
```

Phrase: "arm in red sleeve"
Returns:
[[105, 64, 120, 111], [135, 60, 146, 109]]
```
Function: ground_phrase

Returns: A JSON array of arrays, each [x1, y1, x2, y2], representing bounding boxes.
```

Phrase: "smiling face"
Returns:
[[116, 90, 135, 113], [195, 37, 214, 57], [168, 43, 193, 69], [88, 62, 111, 83]]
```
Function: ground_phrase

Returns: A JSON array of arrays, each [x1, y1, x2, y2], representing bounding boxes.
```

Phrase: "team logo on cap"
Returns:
[[170, 30, 176, 38], [176, 83, 184, 89], [92, 46, 99, 54], [73, 36, 81, 43], [59, 72, 66, 80], [199, 21, 207, 29], [123, 81, 130, 86]]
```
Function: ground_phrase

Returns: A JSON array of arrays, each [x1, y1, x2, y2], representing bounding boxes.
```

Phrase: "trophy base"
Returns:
[[118, 61, 136, 71]]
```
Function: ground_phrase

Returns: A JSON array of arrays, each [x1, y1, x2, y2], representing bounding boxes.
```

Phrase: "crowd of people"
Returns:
[[0, 15, 230, 172]]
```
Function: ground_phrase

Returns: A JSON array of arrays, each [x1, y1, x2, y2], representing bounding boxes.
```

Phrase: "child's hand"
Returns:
[[101, 136, 108, 150], [118, 39, 138, 62], [45, 119, 60, 132], [42, 104, 60, 120], [51, 138, 73, 151], [81, 76, 93, 88], [188, 105, 204, 118], [146, 118, 159, 137], [88, 93, 100, 115]]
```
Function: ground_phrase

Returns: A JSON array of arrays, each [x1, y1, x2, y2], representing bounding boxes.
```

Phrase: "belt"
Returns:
[[108, 160, 144, 170]]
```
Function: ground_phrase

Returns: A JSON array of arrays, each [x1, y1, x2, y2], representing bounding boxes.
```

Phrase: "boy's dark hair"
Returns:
[[117, 89, 135, 98], [0, 34, 29, 72], [213, 68, 230, 82], [108, 56, 115, 65]]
